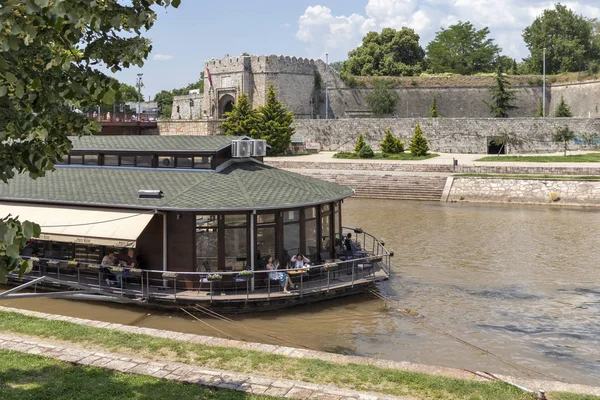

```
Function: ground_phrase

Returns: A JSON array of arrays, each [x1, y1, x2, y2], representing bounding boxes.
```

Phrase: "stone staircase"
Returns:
[[307, 172, 449, 201]]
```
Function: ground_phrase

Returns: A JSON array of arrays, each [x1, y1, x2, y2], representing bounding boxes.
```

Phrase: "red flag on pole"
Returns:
[[205, 67, 213, 88]]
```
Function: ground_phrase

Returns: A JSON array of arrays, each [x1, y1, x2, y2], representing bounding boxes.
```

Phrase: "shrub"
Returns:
[[549, 192, 560, 202], [358, 144, 374, 158], [355, 132, 366, 153], [380, 128, 404, 153], [409, 123, 429, 156], [555, 96, 573, 117]]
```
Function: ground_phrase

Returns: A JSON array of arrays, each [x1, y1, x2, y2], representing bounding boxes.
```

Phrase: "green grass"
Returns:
[[333, 152, 439, 160], [475, 153, 600, 162], [0, 349, 278, 400], [454, 174, 600, 180], [2, 312, 596, 400]]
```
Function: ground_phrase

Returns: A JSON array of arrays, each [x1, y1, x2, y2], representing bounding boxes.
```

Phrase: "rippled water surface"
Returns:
[[3, 199, 599, 385]]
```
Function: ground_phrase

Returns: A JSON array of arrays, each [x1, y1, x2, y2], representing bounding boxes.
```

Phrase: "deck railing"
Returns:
[[15, 228, 392, 303]]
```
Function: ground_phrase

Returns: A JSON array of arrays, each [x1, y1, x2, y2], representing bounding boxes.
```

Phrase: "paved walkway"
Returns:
[[1, 306, 599, 397]]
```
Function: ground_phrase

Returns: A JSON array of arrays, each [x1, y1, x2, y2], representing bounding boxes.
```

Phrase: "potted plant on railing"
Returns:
[[86, 263, 101, 271], [236, 270, 253, 280], [47, 259, 59, 268], [29, 257, 40, 267], [206, 273, 222, 282], [161, 272, 178, 279], [67, 259, 79, 269], [322, 262, 337, 271], [369, 255, 383, 263]]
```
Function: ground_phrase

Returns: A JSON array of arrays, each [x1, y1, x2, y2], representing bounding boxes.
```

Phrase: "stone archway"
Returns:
[[218, 94, 235, 118]]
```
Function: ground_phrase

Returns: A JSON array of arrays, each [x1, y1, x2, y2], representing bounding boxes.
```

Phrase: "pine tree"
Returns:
[[485, 65, 517, 118], [380, 128, 404, 153], [409, 123, 429, 156], [555, 96, 573, 117], [429, 95, 440, 118], [220, 93, 258, 136], [536, 97, 544, 117], [254, 85, 295, 155], [552, 126, 576, 156], [355, 132, 367, 153]]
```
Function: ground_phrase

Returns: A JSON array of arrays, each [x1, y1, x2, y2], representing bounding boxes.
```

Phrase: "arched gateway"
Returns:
[[218, 94, 235, 118]]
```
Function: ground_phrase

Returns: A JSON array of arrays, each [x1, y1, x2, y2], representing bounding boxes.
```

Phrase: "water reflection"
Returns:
[[3, 199, 600, 386]]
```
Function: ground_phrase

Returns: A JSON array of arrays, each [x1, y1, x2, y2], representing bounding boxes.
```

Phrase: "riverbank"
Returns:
[[265, 151, 600, 206], [0, 306, 598, 399]]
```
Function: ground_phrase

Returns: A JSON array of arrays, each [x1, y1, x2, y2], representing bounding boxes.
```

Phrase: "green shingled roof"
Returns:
[[0, 162, 354, 211], [69, 135, 245, 152]]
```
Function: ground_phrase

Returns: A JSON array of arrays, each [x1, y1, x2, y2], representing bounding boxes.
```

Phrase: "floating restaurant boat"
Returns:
[[0, 136, 391, 312]]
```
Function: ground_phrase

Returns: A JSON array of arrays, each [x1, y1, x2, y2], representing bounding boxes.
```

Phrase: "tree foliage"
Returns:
[[253, 85, 294, 155], [154, 90, 174, 119], [0, 0, 177, 282], [119, 83, 142, 103], [380, 128, 404, 153], [366, 80, 399, 116], [355, 132, 366, 153], [342, 27, 425, 77], [426, 21, 500, 75], [485, 66, 517, 118], [171, 72, 204, 96], [429, 95, 441, 118], [490, 130, 524, 155], [555, 96, 573, 117], [522, 4, 595, 74], [358, 144, 374, 158], [536, 97, 544, 117], [409, 123, 429, 156], [552, 126, 576, 156], [220, 93, 257, 136]]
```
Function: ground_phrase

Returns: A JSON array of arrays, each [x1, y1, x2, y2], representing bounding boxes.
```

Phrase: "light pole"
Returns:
[[325, 53, 329, 120], [542, 48, 546, 117], [136, 73, 144, 119], [189, 99, 194, 120]]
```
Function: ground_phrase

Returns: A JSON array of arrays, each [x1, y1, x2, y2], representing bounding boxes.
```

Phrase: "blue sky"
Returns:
[[112, 0, 600, 100]]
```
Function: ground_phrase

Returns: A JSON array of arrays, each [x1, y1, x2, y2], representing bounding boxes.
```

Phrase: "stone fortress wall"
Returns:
[[173, 54, 600, 121]]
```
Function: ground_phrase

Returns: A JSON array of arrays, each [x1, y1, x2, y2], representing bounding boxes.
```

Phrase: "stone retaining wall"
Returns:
[[447, 177, 600, 205]]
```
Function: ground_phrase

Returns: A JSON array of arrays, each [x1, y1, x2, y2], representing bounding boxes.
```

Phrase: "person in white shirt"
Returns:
[[291, 253, 310, 269]]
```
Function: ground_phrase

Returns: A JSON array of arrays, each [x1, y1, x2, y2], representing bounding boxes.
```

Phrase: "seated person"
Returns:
[[290, 253, 310, 269], [115, 249, 136, 286], [266, 256, 293, 293], [344, 233, 353, 252], [101, 252, 117, 286]]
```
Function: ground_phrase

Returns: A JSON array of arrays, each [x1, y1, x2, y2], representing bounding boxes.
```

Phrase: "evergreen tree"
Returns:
[[536, 97, 544, 117], [552, 126, 576, 156], [555, 96, 573, 117], [355, 132, 367, 153], [220, 93, 257, 136], [366, 79, 399, 116], [358, 144, 375, 158], [409, 123, 429, 156], [429, 95, 440, 118], [485, 66, 517, 118], [254, 85, 294, 155], [380, 128, 404, 153]]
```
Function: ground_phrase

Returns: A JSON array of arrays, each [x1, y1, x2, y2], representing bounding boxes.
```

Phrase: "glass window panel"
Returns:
[[224, 214, 247, 227], [83, 155, 98, 165], [321, 211, 331, 253], [136, 155, 153, 167], [283, 222, 300, 267], [193, 156, 212, 169], [158, 156, 174, 168], [283, 210, 299, 223], [103, 155, 119, 166], [224, 227, 247, 271], [196, 215, 218, 272], [69, 155, 83, 165], [257, 213, 275, 224], [176, 156, 193, 168], [120, 156, 135, 166], [321, 204, 330, 212], [46, 242, 73, 260], [256, 225, 275, 270], [305, 219, 317, 259], [305, 207, 317, 220]]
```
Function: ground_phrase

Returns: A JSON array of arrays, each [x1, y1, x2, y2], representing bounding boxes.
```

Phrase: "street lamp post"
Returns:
[[136, 73, 144, 119], [542, 48, 546, 117], [189, 99, 194, 120], [325, 53, 329, 120]]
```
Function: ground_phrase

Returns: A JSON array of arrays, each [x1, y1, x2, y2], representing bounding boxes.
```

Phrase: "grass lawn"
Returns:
[[454, 174, 600, 180], [475, 153, 600, 162], [334, 152, 439, 160], [1, 311, 597, 400], [0, 349, 278, 400]]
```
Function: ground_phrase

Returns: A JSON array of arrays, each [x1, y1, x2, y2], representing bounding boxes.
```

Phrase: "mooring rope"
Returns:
[[191, 305, 312, 350], [368, 289, 566, 383], [180, 307, 240, 341]]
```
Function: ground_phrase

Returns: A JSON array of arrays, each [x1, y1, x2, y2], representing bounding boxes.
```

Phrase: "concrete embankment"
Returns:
[[266, 153, 600, 206]]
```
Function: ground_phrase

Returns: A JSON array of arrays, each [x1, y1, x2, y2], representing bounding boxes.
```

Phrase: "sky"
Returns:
[[113, 0, 600, 100]]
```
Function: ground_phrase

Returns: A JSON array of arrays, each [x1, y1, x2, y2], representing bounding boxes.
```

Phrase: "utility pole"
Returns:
[[325, 53, 329, 120], [136, 73, 144, 119], [542, 48, 546, 117]]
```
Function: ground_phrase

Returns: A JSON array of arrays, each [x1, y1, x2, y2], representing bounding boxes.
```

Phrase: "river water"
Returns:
[[2, 199, 599, 386]]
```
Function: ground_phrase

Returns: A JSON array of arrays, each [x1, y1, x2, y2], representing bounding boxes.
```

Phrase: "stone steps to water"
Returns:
[[301, 172, 448, 201]]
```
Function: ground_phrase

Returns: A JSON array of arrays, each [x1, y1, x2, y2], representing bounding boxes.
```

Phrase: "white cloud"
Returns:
[[280, 23, 291, 29], [295, 0, 600, 62], [153, 54, 174, 61]]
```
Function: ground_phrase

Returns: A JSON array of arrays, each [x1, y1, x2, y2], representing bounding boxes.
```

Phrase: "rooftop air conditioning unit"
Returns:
[[232, 140, 251, 158], [251, 139, 267, 157], [138, 189, 163, 199]]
